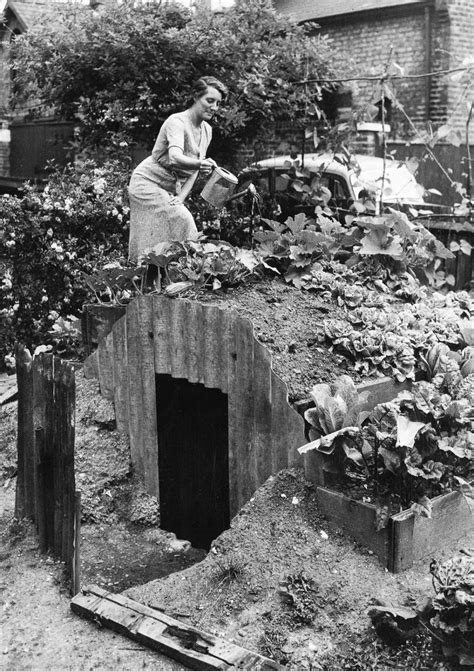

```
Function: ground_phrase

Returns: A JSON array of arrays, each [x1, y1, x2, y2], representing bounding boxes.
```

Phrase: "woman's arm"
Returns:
[[168, 147, 216, 175]]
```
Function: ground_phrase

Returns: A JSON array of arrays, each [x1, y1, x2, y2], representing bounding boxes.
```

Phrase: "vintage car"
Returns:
[[237, 152, 427, 220]]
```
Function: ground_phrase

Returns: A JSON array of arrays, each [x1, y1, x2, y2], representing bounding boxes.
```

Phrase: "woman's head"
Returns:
[[192, 76, 227, 102], [190, 76, 227, 122]]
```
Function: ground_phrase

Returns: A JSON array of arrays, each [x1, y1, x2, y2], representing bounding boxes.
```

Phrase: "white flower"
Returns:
[[4, 354, 15, 369], [119, 141, 129, 147], [41, 295, 48, 303]]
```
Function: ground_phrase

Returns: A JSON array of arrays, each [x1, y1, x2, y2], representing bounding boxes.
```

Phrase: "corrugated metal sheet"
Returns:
[[86, 295, 306, 516], [274, 0, 427, 22]]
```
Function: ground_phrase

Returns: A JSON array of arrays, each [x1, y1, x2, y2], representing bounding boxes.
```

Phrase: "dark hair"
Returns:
[[192, 76, 228, 101]]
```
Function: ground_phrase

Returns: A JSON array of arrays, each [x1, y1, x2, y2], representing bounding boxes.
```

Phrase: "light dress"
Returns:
[[128, 111, 212, 263]]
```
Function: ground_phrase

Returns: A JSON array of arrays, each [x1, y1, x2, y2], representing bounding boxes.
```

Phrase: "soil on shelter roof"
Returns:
[[196, 275, 365, 402]]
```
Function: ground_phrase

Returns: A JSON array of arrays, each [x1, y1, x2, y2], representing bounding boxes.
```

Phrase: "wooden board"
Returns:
[[125, 300, 144, 475], [270, 371, 291, 474], [97, 332, 115, 401], [316, 486, 390, 566], [391, 489, 474, 572], [71, 585, 282, 670], [112, 316, 129, 434]]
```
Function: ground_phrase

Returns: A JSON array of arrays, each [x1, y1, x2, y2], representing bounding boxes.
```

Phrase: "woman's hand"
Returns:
[[199, 158, 217, 175]]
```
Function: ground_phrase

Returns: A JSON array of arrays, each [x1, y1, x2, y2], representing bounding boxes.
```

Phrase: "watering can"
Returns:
[[200, 166, 238, 209]]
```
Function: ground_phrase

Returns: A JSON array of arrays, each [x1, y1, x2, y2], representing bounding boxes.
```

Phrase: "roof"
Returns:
[[3, 0, 87, 31], [273, 0, 431, 23]]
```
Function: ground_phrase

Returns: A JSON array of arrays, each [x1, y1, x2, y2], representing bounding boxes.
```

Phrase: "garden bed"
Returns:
[[298, 374, 473, 573], [314, 486, 472, 572]]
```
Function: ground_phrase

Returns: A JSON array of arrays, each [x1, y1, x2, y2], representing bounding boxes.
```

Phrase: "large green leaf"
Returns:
[[396, 415, 426, 448]]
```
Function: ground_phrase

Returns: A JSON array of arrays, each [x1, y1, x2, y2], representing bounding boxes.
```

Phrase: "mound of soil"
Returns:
[[126, 469, 473, 670]]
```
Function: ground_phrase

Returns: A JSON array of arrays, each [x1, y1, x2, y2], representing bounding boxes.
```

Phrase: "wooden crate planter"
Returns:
[[314, 485, 472, 573], [299, 377, 473, 572]]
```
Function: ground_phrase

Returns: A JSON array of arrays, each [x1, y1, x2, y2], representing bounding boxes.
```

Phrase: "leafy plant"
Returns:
[[420, 551, 474, 666], [299, 376, 473, 529], [279, 572, 321, 625]]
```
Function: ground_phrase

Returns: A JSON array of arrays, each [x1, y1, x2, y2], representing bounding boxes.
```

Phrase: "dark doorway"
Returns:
[[156, 374, 229, 550]]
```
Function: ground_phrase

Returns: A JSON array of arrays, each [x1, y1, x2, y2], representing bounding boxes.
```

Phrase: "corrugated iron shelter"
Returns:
[[84, 295, 306, 538]]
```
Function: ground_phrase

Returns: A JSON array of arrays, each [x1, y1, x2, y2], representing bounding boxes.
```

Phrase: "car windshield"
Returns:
[[350, 163, 424, 204]]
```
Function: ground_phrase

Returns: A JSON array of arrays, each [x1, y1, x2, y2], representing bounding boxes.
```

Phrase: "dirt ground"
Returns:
[[0, 378, 200, 670], [0, 281, 472, 670]]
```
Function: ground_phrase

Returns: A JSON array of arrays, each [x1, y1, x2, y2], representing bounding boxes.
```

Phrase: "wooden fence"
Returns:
[[15, 346, 80, 595]]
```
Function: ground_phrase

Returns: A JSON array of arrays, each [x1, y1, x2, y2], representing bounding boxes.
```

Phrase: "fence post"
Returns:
[[15, 345, 34, 519]]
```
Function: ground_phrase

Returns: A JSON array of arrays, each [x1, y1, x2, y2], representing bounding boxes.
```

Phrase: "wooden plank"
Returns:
[[53, 361, 64, 558], [152, 295, 171, 375], [252, 340, 273, 487], [286, 405, 306, 468], [72, 492, 81, 596], [71, 585, 282, 670], [32, 354, 46, 548], [126, 300, 144, 476], [14, 346, 34, 519], [228, 316, 255, 515], [83, 349, 99, 380], [59, 363, 76, 574], [316, 486, 390, 566], [389, 514, 414, 573], [391, 490, 474, 570], [270, 372, 291, 474], [112, 316, 129, 434], [136, 296, 159, 495], [97, 332, 115, 401]]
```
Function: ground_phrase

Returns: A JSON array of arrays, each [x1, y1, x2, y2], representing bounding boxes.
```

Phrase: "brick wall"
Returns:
[[312, 8, 429, 138], [446, 0, 474, 133]]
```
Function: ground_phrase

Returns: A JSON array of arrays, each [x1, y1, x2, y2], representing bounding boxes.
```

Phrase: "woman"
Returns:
[[128, 76, 227, 263]]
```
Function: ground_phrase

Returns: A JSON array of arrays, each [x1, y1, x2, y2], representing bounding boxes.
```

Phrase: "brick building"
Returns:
[[273, 0, 473, 139], [0, 0, 102, 183]]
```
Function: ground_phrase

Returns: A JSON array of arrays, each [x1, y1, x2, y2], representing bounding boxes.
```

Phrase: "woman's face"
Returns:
[[194, 86, 223, 121]]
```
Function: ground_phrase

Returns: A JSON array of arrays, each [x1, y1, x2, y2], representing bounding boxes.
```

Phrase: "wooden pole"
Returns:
[[72, 491, 81, 596], [14, 345, 34, 518]]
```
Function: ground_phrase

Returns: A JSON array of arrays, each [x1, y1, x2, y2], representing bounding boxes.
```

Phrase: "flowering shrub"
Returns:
[[0, 159, 130, 368]]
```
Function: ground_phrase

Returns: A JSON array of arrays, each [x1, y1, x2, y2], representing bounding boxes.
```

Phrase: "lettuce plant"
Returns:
[[299, 376, 473, 529], [420, 551, 474, 666]]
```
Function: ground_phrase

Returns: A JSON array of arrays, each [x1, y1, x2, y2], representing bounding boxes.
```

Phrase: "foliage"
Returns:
[[81, 239, 263, 304], [0, 159, 129, 366], [323, 290, 474, 382], [279, 572, 321, 625], [254, 200, 455, 292], [11, 0, 336, 160], [299, 375, 474, 529], [420, 551, 474, 666]]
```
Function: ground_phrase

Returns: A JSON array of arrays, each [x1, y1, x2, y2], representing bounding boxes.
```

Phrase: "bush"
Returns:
[[11, 0, 338, 161], [0, 159, 130, 367]]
